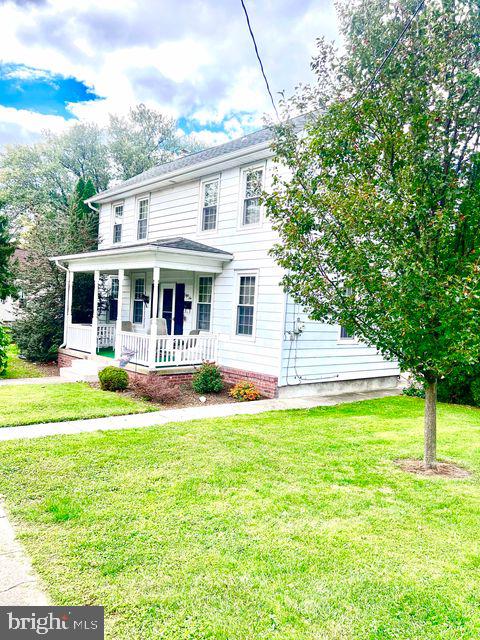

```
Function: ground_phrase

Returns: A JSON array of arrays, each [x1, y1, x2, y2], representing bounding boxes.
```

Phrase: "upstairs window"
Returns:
[[201, 179, 219, 231], [133, 277, 145, 324], [236, 274, 256, 336], [242, 167, 263, 226], [137, 197, 149, 240], [112, 203, 123, 244], [196, 276, 213, 331]]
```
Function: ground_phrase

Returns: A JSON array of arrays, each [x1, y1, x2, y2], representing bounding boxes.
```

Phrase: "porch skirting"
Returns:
[[219, 366, 278, 398]]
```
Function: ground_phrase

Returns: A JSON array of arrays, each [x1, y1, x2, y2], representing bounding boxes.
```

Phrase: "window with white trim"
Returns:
[[196, 276, 213, 331], [242, 167, 263, 226], [339, 287, 354, 339], [133, 277, 145, 324], [201, 179, 219, 231], [109, 277, 119, 321], [236, 275, 256, 335], [137, 197, 149, 240], [112, 203, 123, 243]]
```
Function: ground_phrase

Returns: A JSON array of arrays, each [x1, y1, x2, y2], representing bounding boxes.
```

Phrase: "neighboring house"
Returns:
[[0, 248, 25, 324], [51, 126, 399, 397]]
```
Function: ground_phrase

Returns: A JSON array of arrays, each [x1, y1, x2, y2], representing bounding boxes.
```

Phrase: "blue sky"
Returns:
[[0, 0, 338, 147]]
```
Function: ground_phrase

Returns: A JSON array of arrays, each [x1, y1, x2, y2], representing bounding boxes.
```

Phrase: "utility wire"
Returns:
[[355, 0, 426, 104], [240, 0, 280, 120]]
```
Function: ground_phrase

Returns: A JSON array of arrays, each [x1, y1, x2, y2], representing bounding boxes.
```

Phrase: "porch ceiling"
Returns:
[[50, 237, 233, 274]]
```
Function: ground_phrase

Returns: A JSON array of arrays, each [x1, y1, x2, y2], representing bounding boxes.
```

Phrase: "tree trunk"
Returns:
[[424, 380, 437, 468]]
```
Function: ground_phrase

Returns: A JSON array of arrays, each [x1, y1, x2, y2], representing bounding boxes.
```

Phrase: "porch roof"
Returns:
[[50, 237, 233, 274]]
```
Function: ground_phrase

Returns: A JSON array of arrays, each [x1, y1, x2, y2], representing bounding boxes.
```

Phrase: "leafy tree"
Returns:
[[12, 178, 99, 361], [0, 214, 15, 375], [108, 103, 202, 180], [266, 0, 480, 468], [0, 214, 16, 301]]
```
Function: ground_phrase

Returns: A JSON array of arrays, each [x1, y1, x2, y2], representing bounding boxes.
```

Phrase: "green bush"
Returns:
[[471, 378, 480, 407], [0, 326, 9, 376], [402, 383, 425, 398], [98, 366, 128, 392], [192, 362, 224, 394]]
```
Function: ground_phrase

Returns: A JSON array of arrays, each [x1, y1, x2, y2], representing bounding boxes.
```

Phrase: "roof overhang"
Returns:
[[51, 243, 233, 274], [86, 141, 273, 205]]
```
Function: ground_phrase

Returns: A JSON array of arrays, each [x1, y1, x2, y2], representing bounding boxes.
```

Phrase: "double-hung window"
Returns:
[[112, 203, 123, 243], [196, 276, 213, 331], [137, 197, 149, 240], [236, 274, 256, 336], [201, 179, 219, 231], [339, 287, 355, 340], [242, 167, 263, 226], [133, 276, 145, 324], [109, 277, 119, 321]]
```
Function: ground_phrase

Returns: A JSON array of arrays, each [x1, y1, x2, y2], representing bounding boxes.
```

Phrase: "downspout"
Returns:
[[54, 259, 69, 349]]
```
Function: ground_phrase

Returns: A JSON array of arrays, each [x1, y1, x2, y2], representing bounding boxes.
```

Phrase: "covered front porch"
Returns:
[[52, 238, 232, 370]]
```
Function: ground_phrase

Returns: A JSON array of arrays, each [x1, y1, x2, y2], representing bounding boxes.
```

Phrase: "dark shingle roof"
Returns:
[[87, 237, 232, 257], [95, 125, 275, 200], [151, 237, 232, 256]]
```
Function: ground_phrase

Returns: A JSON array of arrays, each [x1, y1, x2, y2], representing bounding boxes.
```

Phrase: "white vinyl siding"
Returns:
[[279, 296, 400, 386]]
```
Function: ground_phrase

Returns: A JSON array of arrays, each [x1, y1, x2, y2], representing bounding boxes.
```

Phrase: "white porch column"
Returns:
[[64, 269, 73, 347], [114, 269, 125, 358], [148, 266, 160, 368], [90, 270, 100, 356]]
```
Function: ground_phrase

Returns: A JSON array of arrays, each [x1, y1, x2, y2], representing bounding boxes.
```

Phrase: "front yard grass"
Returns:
[[0, 382, 155, 427], [0, 396, 479, 639], [3, 343, 46, 379]]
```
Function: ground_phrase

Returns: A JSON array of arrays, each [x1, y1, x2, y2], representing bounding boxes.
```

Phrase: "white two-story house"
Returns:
[[52, 125, 399, 397]]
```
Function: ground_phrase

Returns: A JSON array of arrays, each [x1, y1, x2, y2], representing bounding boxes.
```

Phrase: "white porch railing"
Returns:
[[67, 325, 218, 368], [119, 331, 150, 366], [155, 334, 217, 367], [66, 323, 116, 353], [97, 324, 116, 348], [66, 323, 92, 353]]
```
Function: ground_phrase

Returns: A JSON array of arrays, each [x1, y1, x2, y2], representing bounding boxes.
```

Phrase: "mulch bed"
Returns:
[[395, 458, 471, 478], [89, 382, 259, 409], [35, 362, 60, 376]]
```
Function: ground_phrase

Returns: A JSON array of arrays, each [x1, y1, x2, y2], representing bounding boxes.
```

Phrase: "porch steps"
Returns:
[[59, 357, 111, 383]]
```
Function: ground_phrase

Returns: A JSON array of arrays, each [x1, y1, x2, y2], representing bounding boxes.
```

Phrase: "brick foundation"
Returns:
[[219, 366, 278, 399], [58, 349, 279, 398], [128, 371, 193, 388], [57, 351, 85, 368]]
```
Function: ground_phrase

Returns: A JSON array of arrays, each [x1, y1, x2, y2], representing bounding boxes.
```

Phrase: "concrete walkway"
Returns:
[[0, 387, 401, 442], [0, 502, 49, 605], [0, 376, 66, 387]]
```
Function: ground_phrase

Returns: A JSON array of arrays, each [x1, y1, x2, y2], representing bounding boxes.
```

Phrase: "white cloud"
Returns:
[[0, 0, 339, 147]]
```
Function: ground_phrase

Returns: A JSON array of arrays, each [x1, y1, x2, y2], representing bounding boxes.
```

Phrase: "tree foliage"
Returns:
[[266, 0, 480, 466], [2, 103, 202, 361]]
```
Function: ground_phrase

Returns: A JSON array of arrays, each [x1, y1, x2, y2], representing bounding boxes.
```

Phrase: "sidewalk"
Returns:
[[0, 502, 49, 605], [0, 376, 66, 387], [0, 387, 401, 442]]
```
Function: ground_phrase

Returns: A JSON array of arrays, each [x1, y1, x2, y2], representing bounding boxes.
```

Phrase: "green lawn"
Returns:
[[3, 343, 45, 379], [0, 397, 479, 639], [0, 382, 154, 427]]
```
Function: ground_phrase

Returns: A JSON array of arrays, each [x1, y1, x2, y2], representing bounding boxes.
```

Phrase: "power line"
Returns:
[[356, 0, 426, 104], [240, 0, 280, 120]]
